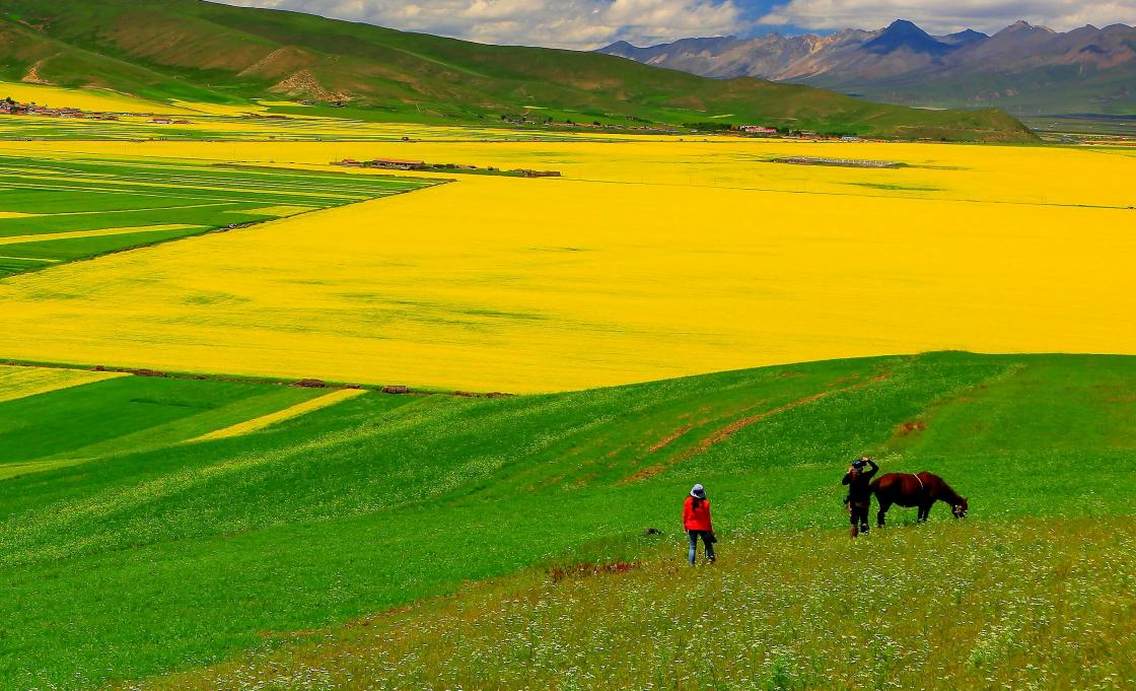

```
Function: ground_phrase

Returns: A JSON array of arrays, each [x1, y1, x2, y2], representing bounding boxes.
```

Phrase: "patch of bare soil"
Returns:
[[271, 69, 350, 102], [238, 46, 314, 79], [548, 561, 639, 584], [897, 420, 927, 436], [21, 58, 49, 84]]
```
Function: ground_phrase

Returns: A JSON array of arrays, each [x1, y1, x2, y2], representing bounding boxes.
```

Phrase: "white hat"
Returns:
[[690, 483, 706, 499]]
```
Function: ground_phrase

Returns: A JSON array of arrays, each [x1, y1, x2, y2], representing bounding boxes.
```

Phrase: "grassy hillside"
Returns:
[[0, 0, 1035, 141], [3, 352, 1135, 687]]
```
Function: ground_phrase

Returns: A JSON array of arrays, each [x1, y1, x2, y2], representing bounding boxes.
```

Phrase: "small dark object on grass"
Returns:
[[294, 378, 327, 388], [643, 527, 662, 536]]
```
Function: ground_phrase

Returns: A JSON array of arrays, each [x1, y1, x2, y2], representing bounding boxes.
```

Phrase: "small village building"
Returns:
[[367, 158, 428, 170], [738, 125, 778, 135]]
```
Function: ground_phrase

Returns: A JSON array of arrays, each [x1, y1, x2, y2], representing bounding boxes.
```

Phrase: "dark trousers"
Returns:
[[688, 530, 716, 564], [849, 501, 870, 532]]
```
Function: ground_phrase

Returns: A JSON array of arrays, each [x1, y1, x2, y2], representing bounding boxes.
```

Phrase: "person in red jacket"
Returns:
[[683, 483, 716, 565]]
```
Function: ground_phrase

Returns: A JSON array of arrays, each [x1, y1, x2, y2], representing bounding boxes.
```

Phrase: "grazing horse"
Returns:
[[870, 472, 968, 527]]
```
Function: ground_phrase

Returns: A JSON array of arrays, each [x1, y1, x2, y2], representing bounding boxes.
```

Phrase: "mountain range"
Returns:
[[0, 0, 1034, 141], [600, 20, 1136, 114]]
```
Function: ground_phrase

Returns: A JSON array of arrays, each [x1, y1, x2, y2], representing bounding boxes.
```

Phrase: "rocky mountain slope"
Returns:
[[601, 20, 1136, 114]]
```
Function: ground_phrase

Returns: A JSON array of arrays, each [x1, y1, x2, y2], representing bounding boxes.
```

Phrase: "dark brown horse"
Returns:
[[870, 472, 968, 527]]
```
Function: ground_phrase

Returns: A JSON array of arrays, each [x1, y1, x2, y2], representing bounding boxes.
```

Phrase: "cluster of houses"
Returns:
[[499, 112, 675, 133], [734, 124, 862, 142], [335, 158, 561, 178], [0, 98, 197, 126], [0, 97, 120, 120], [772, 156, 901, 169], [737, 124, 779, 135]]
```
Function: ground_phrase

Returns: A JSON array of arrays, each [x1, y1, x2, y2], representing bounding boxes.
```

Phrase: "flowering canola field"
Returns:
[[0, 364, 125, 404], [0, 138, 1133, 393]]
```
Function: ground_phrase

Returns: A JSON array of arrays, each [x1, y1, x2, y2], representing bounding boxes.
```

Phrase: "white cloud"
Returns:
[[214, 0, 743, 49], [759, 0, 1136, 34]]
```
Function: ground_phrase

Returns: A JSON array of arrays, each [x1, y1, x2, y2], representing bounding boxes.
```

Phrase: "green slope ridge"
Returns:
[[2, 352, 1135, 687], [0, 0, 1035, 141]]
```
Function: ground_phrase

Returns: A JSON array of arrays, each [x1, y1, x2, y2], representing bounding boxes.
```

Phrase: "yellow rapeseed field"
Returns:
[[0, 364, 126, 404], [0, 136, 1133, 393], [0, 81, 197, 114]]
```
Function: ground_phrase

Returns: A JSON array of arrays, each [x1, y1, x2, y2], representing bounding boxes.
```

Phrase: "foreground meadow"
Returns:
[[0, 138, 1133, 391], [2, 353, 1135, 686], [159, 520, 1136, 690]]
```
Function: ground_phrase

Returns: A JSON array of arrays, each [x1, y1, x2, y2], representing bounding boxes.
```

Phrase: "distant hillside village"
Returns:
[[497, 111, 863, 140], [697, 122, 863, 141], [0, 97, 192, 125], [0, 96, 119, 120], [335, 158, 561, 178]]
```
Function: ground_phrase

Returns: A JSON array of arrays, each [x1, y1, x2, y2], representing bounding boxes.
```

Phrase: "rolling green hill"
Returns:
[[0, 0, 1035, 141], [3, 352, 1135, 687]]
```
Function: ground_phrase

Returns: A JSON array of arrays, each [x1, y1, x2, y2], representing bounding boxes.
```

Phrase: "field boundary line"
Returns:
[[0, 358, 514, 398]]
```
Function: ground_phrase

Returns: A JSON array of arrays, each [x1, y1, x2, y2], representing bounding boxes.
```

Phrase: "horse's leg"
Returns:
[[877, 499, 891, 528], [918, 503, 933, 522]]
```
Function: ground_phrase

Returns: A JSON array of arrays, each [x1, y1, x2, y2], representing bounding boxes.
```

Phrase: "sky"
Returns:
[[214, 0, 1136, 49]]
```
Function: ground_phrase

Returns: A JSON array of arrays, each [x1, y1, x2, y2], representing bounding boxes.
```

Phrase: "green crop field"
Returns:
[[0, 154, 436, 276], [3, 352, 1135, 688]]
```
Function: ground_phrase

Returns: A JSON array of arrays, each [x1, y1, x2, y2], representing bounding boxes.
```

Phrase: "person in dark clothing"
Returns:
[[842, 456, 878, 538]]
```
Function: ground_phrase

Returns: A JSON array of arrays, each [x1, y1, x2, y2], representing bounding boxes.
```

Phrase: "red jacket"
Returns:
[[683, 496, 713, 532]]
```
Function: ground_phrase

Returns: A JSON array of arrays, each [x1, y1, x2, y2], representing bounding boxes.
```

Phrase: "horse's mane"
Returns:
[[936, 475, 963, 503]]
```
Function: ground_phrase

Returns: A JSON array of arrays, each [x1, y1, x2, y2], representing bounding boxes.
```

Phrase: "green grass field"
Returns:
[[0, 155, 436, 277], [3, 352, 1135, 687]]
